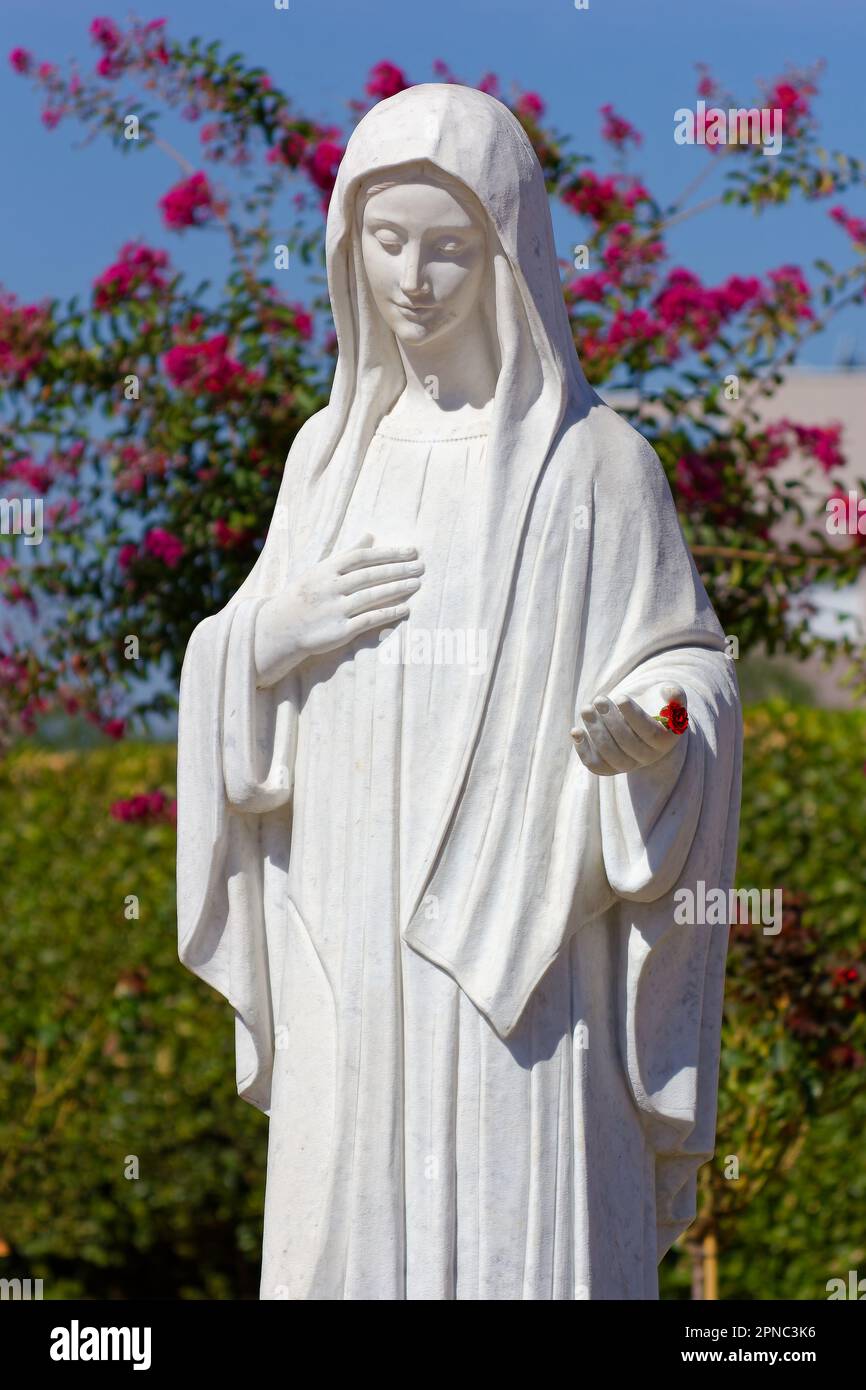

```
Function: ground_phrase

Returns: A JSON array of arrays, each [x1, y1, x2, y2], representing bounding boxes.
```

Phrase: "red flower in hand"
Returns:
[[655, 699, 689, 735]]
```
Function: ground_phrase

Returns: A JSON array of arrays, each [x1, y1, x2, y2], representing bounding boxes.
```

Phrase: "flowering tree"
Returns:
[[2, 21, 865, 745], [2, 19, 866, 1302]]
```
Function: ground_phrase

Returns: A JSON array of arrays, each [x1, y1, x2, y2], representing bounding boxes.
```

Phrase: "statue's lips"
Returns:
[[391, 301, 438, 321]]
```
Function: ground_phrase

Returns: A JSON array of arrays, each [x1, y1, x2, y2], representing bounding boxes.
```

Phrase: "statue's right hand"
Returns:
[[253, 533, 423, 687]]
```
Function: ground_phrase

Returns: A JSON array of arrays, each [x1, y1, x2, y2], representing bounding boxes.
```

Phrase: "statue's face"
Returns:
[[360, 179, 488, 349]]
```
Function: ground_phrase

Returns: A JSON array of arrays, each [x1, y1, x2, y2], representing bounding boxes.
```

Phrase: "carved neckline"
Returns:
[[373, 412, 492, 443]]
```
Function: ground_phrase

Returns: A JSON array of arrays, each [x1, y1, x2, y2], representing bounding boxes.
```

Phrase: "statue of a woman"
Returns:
[[177, 83, 742, 1301]]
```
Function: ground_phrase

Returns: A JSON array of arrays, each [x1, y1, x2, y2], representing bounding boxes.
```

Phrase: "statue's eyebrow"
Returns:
[[363, 216, 407, 233]]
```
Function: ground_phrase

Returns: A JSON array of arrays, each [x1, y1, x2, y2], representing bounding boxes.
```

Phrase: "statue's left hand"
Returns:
[[570, 683, 687, 777]]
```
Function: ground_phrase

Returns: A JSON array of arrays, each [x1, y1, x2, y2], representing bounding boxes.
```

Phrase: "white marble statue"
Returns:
[[177, 83, 742, 1301]]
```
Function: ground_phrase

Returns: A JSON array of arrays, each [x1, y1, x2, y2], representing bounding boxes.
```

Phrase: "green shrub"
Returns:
[[1, 703, 864, 1298]]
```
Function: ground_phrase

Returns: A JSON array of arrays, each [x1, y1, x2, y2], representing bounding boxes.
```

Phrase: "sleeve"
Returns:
[[600, 645, 742, 1260], [176, 597, 299, 1114]]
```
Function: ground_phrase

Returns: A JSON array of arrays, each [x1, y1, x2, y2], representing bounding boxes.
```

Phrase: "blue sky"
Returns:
[[1, 0, 865, 362]]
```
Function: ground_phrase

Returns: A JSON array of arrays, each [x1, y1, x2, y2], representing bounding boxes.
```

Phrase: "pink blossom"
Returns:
[[767, 264, 813, 320], [606, 308, 663, 349], [830, 204, 866, 249], [89, 18, 121, 51], [767, 79, 812, 137], [290, 304, 313, 340], [567, 272, 612, 303], [213, 518, 252, 549], [3, 457, 53, 493], [0, 291, 51, 382], [144, 527, 184, 568], [365, 60, 408, 100], [9, 48, 31, 74], [267, 130, 307, 168], [563, 171, 649, 224], [516, 92, 546, 121], [601, 222, 663, 282], [113, 443, 169, 494], [305, 140, 343, 198], [111, 790, 173, 823], [164, 334, 256, 395], [93, 242, 170, 309], [600, 103, 641, 149], [717, 275, 762, 314], [678, 455, 733, 517], [158, 171, 216, 230], [41, 107, 64, 130], [117, 543, 138, 570]]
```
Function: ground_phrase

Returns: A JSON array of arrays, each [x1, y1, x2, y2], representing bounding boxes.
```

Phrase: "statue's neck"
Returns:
[[392, 310, 497, 428]]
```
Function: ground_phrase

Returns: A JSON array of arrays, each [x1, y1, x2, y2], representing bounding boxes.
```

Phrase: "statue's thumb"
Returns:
[[351, 532, 375, 549], [660, 682, 687, 707]]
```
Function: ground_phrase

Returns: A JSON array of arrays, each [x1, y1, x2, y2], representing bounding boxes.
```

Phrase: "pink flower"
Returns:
[[290, 304, 313, 340], [93, 242, 170, 309], [601, 223, 663, 283], [767, 264, 813, 320], [0, 291, 51, 382], [516, 92, 545, 121], [606, 308, 663, 349], [111, 790, 172, 823], [267, 130, 307, 168], [305, 140, 343, 198], [9, 47, 31, 74], [600, 104, 642, 149], [562, 172, 649, 224], [830, 204, 866, 250], [717, 274, 762, 313], [767, 417, 845, 472], [96, 54, 122, 79], [696, 64, 717, 100], [112, 443, 169, 494], [101, 718, 126, 740], [117, 543, 138, 570], [567, 271, 612, 303], [676, 452, 741, 524], [767, 79, 812, 137], [41, 108, 64, 130], [89, 18, 121, 51], [163, 334, 256, 395], [365, 60, 408, 100], [3, 457, 53, 493], [144, 527, 184, 568], [158, 172, 216, 230], [213, 518, 252, 549]]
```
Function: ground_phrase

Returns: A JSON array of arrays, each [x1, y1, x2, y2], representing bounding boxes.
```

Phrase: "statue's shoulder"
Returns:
[[554, 397, 669, 505], [287, 406, 330, 461]]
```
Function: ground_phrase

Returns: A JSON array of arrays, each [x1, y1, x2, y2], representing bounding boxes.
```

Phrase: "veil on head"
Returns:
[[289, 82, 597, 579]]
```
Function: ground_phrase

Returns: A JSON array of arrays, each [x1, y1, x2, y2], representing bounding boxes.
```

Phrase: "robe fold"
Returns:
[[177, 81, 742, 1300]]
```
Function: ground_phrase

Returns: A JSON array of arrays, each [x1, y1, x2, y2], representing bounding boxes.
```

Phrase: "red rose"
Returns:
[[655, 699, 689, 735]]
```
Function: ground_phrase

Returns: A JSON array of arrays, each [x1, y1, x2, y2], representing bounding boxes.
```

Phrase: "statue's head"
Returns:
[[357, 162, 490, 351]]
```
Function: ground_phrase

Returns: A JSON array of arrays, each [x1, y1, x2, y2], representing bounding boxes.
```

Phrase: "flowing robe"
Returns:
[[177, 400, 742, 1300]]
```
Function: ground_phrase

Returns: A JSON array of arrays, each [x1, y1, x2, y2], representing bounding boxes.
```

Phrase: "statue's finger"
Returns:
[[592, 697, 656, 763], [579, 707, 635, 774], [614, 694, 678, 752]]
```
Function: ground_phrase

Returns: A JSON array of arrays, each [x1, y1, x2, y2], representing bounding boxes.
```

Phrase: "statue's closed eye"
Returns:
[[374, 232, 402, 253]]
